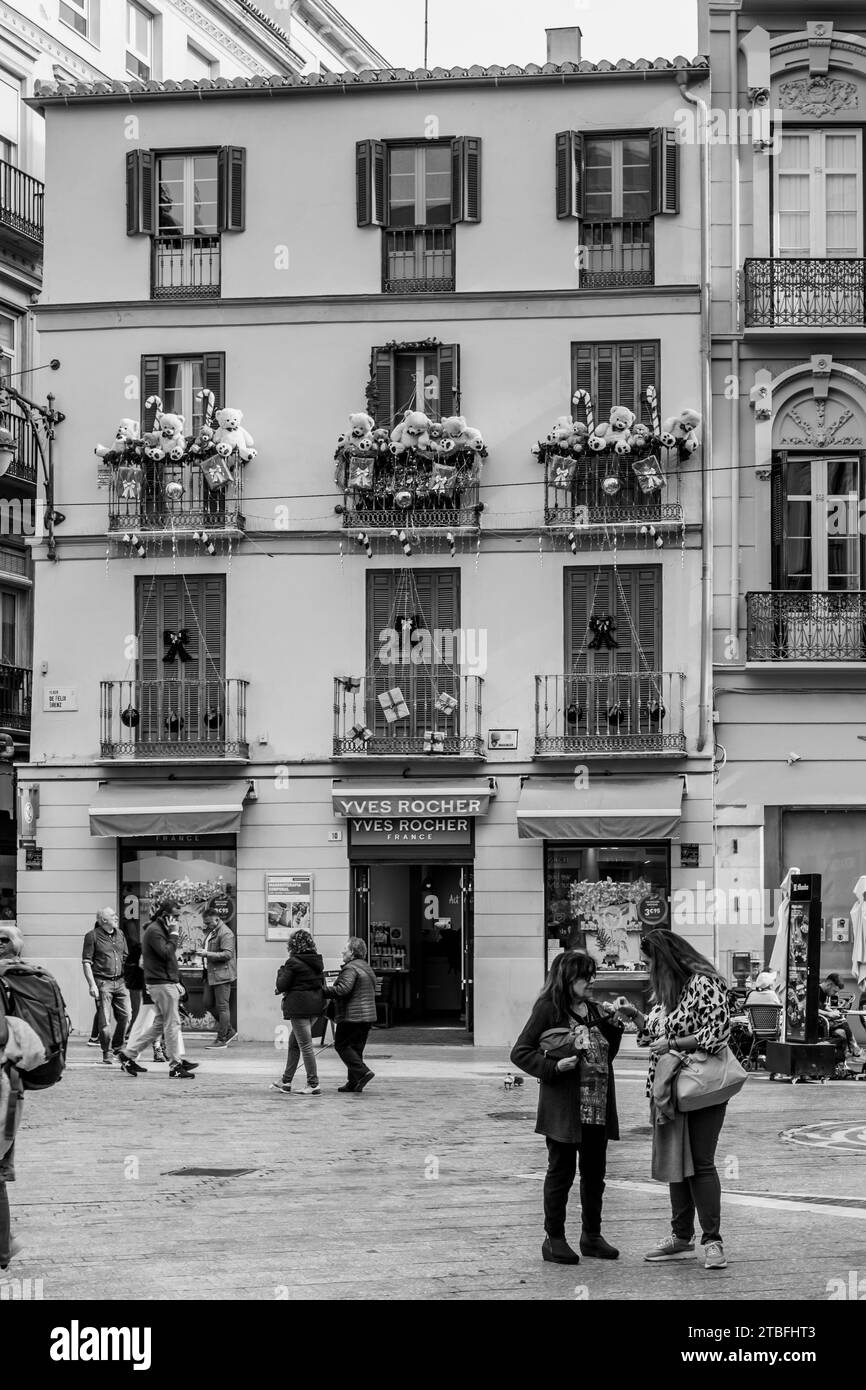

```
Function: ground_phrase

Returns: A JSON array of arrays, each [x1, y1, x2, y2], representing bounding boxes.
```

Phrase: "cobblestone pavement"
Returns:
[[3, 1036, 865, 1301]]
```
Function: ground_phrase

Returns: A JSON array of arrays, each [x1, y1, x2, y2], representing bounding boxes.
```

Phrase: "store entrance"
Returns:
[[352, 862, 473, 1036]]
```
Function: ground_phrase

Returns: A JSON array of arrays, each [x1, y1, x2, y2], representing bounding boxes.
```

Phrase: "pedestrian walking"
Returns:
[[326, 938, 377, 1093], [117, 900, 198, 1080], [81, 908, 131, 1065], [510, 949, 624, 1265], [615, 929, 732, 1271], [270, 928, 325, 1095], [201, 912, 238, 1049], [123, 936, 167, 1063]]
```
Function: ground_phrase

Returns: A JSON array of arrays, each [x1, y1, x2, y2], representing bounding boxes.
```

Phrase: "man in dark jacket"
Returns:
[[271, 928, 324, 1095], [201, 912, 238, 1048], [326, 937, 378, 1093], [81, 907, 130, 1065], [117, 901, 198, 1080]]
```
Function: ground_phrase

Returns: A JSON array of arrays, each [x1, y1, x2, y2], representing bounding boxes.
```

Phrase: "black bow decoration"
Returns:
[[204, 708, 224, 730], [588, 615, 619, 650], [120, 706, 140, 728], [163, 629, 193, 663]]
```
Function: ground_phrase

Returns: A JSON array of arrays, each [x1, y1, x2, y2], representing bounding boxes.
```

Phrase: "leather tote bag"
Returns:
[[675, 1045, 747, 1112]]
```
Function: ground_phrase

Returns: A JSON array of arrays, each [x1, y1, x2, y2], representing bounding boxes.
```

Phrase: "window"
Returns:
[[772, 455, 862, 591], [388, 145, 452, 227], [126, 2, 153, 81], [186, 43, 216, 81], [571, 341, 659, 425], [545, 842, 670, 973], [775, 130, 862, 258], [0, 313, 16, 387], [141, 353, 224, 435], [135, 575, 225, 744], [0, 590, 16, 664], [566, 566, 660, 675], [367, 568, 460, 737], [127, 149, 244, 298], [0, 76, 18, 165], [368, 341, 459, 428], [157, 154, 219, 236], [59, 0, 91, 39], [584, 137, 651, 221]]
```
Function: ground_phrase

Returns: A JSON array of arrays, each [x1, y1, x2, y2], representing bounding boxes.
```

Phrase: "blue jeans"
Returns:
[[96, 980, 131, 1055], [203, 981, 233, 1042], [282, 1017, 319, 1088]]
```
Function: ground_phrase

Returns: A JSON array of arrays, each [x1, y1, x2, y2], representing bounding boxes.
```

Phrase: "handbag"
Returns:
[[674, 1045, 747, 1112], [539, 1024, 590, 1060]]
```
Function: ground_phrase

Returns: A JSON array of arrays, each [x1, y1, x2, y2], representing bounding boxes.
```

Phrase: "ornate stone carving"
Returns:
[[779, 397, 860, 448], [750, 381, 773, 421], [778, 76, 858, 116]]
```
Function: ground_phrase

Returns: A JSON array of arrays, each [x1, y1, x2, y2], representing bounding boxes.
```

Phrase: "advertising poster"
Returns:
[[266, 873, 313, 941]]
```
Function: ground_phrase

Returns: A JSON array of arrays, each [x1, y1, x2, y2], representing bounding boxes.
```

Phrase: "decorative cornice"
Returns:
[[171, 0, 273, 76], [0, 2, 109, 81], [778, 75, 859, 116]]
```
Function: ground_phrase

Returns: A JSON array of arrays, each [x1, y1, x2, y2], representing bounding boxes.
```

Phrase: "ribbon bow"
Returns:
[[163, 629, 193, 664]]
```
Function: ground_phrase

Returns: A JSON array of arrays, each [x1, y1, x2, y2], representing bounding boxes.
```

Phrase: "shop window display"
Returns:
[[545, 842, 669, 974]]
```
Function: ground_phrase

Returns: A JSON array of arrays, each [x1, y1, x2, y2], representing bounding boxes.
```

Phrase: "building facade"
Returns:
[[23, 30, 713, 1045], [707, 0, 866, 986]]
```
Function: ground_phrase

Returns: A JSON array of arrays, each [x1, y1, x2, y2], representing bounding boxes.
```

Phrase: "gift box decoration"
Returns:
[[117, 465, 143, 502], [423, 730, 446, 753], [378, 687, 410, 722], [201, 455, 235, 491], [549, 458, 577, 489], [349, 722, 373, 742], [631, 455, 666, 494], [435, 691, 459, 716], [431, 461, 458, 496], [348, 460, 373, 491]]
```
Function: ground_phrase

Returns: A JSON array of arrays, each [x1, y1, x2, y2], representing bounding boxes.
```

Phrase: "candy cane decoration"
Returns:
[[446, 530, 456, 559], [645, 385, 660, 438], [567, 531, 578, 555], [572, 389, 594, 436], [391, 528, 412, 558], [197, 389, 216, 431], [356, 530, 373, 559], [145, 395, 163, 417]]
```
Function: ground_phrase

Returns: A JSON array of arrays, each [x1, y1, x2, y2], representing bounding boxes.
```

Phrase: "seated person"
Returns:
[[745, 971, 781, 1007], [819, 972, 861, 1058]]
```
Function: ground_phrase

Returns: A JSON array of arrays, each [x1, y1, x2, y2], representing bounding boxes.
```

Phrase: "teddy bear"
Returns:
[[95, 418, 141, 462], [424, 421, 447, 458], [439, 416, 467, 452], [348, 411, 374, 441], [590, 406, 636, 455], [370, 426, 391, 457], [661, 408, 702, 455], [144, 397, 187, 462], [390, 410, 429, 456], [211, 407, 257, 462], [459, 424, 486, 455]]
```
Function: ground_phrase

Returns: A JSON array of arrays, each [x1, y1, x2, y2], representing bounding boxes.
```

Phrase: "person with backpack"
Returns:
[[117, 900, 198, 1080], [270, 928, 324, 1094], [325, 938, 378, 1093]]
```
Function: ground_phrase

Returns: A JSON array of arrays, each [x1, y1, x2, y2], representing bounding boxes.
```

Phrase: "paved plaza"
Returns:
[[2, 1035, 865, 1302]]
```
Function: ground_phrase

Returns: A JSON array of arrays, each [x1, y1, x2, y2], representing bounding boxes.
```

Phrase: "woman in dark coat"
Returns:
[[271, 928, 325, 1096], [511, 949, 624, 1265]]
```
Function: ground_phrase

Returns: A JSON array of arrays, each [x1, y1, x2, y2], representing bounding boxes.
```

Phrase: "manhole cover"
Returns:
[[488, 1111, 536, 1122], [781, 1122, 866, 1153], [162, 1167, 257, 1177]]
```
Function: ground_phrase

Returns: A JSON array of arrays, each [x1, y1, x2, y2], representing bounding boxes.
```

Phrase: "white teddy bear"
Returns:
[[212, 407, 257, 462]]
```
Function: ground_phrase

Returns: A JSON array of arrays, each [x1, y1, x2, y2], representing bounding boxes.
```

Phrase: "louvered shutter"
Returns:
[[637, 344, 660, 425], [218, 147, 246, 232], [555, 131, 583, 219], [140, 356, 163, 432], [202, 353, 225, 413], [618, 348, 637, 414], [437, 344, 460, 419], [770, 457, 785, 590], [367, 570, 461, 740], [367, 570, 399, 735], [367, 346, 394, 427], [565, 568, 592, 672], [571, 345, 593, 420], [126, 150, 155, 236], [596, 348, 615, 423], [451, 137, 481, 223], [650, 128, 679, 215], [356, 139, 386, 227]]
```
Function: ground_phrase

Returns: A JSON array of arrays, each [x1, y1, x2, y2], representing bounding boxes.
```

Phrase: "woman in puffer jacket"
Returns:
[[271, 928, 325, 1097]]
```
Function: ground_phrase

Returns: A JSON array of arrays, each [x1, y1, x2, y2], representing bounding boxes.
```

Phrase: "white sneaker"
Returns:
[[643, 1234, 695, 1262], [269, 1081, 291, 1093], [704, 1241, 728, 1270], [300, 1084, 321, 1095]]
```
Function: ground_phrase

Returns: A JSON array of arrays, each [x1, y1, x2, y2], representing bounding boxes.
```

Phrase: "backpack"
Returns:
[[0, 960, 69, 1089]]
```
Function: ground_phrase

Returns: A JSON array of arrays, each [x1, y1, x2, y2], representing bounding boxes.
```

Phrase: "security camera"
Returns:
[[786, 752, 801, 765]]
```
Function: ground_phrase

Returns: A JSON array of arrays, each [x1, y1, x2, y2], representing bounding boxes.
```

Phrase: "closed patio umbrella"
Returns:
[[769, 866, 801, 982], [850, 875, 866, 992]]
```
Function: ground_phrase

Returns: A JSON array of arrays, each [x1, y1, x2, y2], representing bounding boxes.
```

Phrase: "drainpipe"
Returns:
[[677, 77, 713, 755], [729, 14, 741, 650]]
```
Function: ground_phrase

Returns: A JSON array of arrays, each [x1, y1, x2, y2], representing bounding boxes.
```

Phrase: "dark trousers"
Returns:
[[543, 1127, 608, 1239], [96, 980, 131, 1054], [203, 980, 233, 1042], [335, 1021, 372, 1087], [669, 1102, 727, 1245]]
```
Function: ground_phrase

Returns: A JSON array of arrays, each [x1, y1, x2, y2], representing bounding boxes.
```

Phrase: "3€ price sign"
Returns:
[[636, 894, 669, 927]]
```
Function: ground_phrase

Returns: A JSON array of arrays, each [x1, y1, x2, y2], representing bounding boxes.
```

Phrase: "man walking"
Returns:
[[201, 911, 237, 1048], [327, 937, 378, 1093], [81, 908, 130, 1066], [117, 900, 198, 1080]]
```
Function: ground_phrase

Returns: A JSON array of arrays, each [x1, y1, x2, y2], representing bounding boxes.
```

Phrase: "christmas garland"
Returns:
[[335, 410, 487, 510]]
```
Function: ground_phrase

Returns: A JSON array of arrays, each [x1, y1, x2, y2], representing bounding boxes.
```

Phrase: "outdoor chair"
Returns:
[[743, 1003, 782, 1072]]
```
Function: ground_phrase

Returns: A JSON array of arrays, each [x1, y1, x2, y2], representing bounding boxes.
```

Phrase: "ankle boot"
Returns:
[[580, 1232, 619, 1259], [542, 1235, 580, 1265]]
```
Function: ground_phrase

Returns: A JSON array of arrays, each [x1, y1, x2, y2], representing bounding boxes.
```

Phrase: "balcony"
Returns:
[[384, 228, 454, 293], [100, 679, 249, 760], [0, 665, 31, 732], [579, 221, 653, 289], [333, 674, 485, 759], [535, 672, 686, 756], [544, 452, 683, 533], [744, 258, 866, 328], [340, 480, 480, 533], [0, 160, 43, 252], [107, 460, 244, 536], [0, 398, 41, 490], [151, 235, 221, 299], [746, 591, 866, 663]]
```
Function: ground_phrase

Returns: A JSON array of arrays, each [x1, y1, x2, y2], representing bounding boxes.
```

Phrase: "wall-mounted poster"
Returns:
[[266, 873, 313, 941]]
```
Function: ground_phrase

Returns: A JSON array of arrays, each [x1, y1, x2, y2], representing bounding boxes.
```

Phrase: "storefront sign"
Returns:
[[43, 686, 78, 712], [637, 894, 669, 926], [350, 817, 473, 846], [266, 873, 313, 941], [333, 790, 491, 818]]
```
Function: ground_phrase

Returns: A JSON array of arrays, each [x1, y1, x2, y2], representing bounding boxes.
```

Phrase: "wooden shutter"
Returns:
[[356, 139, 386, 227], [202, 353, 225, 411], [367, 346, 394, 427], [650, 128, 679, 215], [140, 356, 163, 431], [571, 342, 659, 421], [555, 131, 583, 219], [637, 344, 660, 425], [451, 137, 481, 224], [596, 347, 615, 423], [437, 344, 460, 418], [770, 457, 785, 590], [366, 570, 460, 736], [218, 147, 246, 231], [126, 149, 155, 236], [565, 568, 592, 672]]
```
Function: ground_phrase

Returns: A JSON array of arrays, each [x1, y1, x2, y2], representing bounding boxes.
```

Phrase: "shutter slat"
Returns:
[[126, 150, 155, 236], [650, 128, 679, 216], [771, 457, 785, 589], [202, 353, 225, 413], [367, 346, 394, 428], [437, 344, 460, 419], [596, 348, 614, 422], [141, 356, 163, 432], [555, 131, 583, 219], [463, 137, 481, 223], [566, 569, 591, 672], [618, 346, 636, 413], [356, 140, 385, 227]]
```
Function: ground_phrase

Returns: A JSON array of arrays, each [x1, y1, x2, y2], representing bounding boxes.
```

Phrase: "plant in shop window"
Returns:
[[146, 875, 229, 960], [568, 876, 655, 969], [334, 409, 487, 514]]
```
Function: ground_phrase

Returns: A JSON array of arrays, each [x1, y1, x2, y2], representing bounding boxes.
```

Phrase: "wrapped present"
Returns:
[[631, 455, 666, 494], [201, 455, 235, 491], [340, 676, 362, 692], [548, 457, 577, 489], [349, 723, 373, 742], [378, 688, 410, 723], [435, 692, 458, 716], [423, 730, 446, 753], [431, 461, 458, 497], [348, 459, 374, 491], [116, 464, 143, 502]]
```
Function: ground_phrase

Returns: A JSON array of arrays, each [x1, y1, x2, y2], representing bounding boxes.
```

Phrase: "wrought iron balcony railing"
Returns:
[[535, 672, 686, 755], [579, 221, 654, 289], [340, 480, 481, 532], [384, 228, 455, 293], [151, 235, 221, 299], [544, 452, 683, 530], [0, 665, 31, 731], [0, 398, 40, 488], [743, 257, 866, 328], [746, 591, 866, 662], [334, 673, 485, 758], [107, 459, 244, 535], [100, 679, 249, 759], [0, 160, 43, 247]]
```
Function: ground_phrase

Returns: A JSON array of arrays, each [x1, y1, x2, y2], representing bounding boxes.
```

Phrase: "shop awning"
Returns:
[[517, 776, 685, 840], [89, 781, 249, 838], [332, 780, 495, 818]]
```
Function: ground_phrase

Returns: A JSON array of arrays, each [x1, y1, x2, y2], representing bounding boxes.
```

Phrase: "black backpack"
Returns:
[[0, 960, 69, 1089]]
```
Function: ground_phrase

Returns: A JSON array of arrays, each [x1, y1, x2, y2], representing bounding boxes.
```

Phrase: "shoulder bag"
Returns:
[[674, 1045, 747, 1112]]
